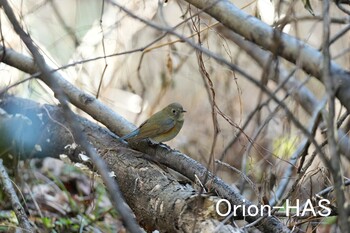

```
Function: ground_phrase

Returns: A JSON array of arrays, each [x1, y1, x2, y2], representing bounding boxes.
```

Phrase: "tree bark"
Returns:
[[0, 95, 240, 233], [0, 45, 290, 232]]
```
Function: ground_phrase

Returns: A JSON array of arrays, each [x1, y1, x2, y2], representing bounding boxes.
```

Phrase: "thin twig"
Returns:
[[270, 98, 326, 206], [322, 0, 349, 230], [0, 160, 33, 232], [0, 1, 142, 232], [109, 0, 327, 168], [216, 160, 259, 198]]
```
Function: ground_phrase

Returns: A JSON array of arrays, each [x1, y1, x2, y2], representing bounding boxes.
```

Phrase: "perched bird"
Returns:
[[120, 102, 186, 143]]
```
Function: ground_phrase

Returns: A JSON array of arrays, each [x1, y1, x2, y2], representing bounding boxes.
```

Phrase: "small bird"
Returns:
[[120, 102, 186, 143]]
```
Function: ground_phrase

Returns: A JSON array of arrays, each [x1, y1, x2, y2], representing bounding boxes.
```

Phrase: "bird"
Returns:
[[120, 102, 186, 143]]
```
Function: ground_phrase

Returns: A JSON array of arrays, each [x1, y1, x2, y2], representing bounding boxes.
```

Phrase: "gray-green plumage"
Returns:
[[120, 102, 186, 142]]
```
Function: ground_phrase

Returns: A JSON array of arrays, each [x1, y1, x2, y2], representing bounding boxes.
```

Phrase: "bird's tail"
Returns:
[[119, 129, 139, 141]]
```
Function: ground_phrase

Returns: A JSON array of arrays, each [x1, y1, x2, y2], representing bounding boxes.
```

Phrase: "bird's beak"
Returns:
[[182, 110, 187, 113]]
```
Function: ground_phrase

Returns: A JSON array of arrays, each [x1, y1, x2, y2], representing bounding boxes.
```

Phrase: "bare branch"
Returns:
[[0, 95, 240, 233], [0, 1, 142, 232], [322, 0, 350, 230], [0, 159, 33, 232], [0, 46, 290, 232], [183, 0, 350, 112]]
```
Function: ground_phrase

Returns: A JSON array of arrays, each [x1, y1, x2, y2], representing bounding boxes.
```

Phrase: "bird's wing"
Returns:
[[136, 117, 176, 139]]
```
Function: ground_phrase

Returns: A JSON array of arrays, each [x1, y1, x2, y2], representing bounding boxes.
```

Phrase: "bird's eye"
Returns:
[[172, 109, 177, 114]]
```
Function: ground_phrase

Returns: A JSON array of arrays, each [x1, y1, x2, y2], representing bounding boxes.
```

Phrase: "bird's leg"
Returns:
[[147, 138, 159, 147]]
